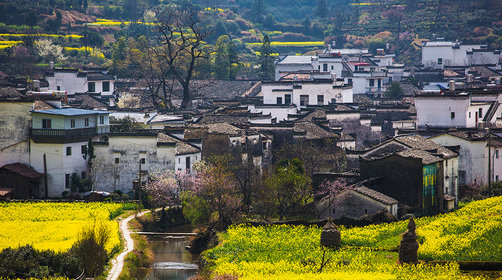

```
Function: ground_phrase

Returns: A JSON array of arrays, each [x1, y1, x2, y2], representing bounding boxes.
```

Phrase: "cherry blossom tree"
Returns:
[[180, 157, 241, 228], [144, 170, 180, 209], [316, 179, 351, 219]]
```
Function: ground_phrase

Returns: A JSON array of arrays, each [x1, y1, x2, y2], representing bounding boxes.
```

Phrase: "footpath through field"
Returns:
[[107, 210, 150, 280]]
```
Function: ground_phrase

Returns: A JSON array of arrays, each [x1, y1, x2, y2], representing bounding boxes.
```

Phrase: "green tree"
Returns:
[[265, 158, 312, 220], [80, 30, 104, 47], [214, 35, 240, 80], [315, 0, 328, 18], [111, 36, 128, 73], [385, 82, 404, 99], [302, 16, 311, 33], [258, 35, 274, 81], [249, 0, 265, 23]]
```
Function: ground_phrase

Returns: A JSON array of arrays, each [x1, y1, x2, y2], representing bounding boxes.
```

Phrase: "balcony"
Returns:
[[30, 126, 109, 143]]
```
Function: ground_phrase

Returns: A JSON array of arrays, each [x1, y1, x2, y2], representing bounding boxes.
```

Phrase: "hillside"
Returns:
[[0, 0, 502, 76]]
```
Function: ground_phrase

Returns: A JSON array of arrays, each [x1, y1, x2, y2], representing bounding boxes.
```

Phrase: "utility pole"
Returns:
[[43, 154, 48, 198], [487, 128, 493, 197], [138, 159, 142, 211]]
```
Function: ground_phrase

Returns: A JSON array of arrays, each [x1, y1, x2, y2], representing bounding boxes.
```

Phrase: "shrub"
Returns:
[[72, 221, 111, 277]]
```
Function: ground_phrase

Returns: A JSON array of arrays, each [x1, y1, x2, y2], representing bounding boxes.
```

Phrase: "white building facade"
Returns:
[[261, 80, 353, 108]]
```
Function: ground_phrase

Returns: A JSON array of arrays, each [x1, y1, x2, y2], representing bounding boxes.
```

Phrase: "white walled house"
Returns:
[[422, 41, 500, 68], [29, 108, 110, 197], [416, 94, 492, 128], [0, 100, 33, 167], [429, 132, 501, 187], [93, 132, 201, 194], [46, 69, 86, 95], [46, 69, 115, 98], [260, 79, 353, 108]]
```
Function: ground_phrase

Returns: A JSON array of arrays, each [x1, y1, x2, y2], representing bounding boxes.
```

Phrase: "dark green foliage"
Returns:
[[110, 116, 144, 132], [385, 82, 404, 100], [0, 246, 81, 279], [80, 30, 104, 47], [315, 0, 328, 18], [73, 222, 110, 277], [258, 35, 274, 81]]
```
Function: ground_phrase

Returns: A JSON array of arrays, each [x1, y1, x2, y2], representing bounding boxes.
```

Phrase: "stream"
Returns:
[[143, 224, 200, 280]]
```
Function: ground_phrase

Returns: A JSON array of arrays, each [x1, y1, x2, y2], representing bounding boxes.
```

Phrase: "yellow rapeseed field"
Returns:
[[0, 202, 123, 252], [206, 196, 502, 279]]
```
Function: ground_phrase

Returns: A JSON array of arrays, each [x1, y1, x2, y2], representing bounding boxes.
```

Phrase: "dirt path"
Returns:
[[107, 210, 150, 280]]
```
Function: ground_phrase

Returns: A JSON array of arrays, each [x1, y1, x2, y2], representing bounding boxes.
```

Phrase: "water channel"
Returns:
[[143, 224, 200, 280]]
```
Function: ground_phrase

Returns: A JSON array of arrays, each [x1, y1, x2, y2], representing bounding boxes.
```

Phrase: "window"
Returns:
[[284, 94, 291, 105], [66, 146, 72, 156], [323, 64, 328, 72], [348, 78, 352, 84], [497, 175, 499, 181], [84, 118, 89, 127], [186, 156, 191, 171], [141, 158, 146, 164], [99, 116, 104, 124], [88, 82, 95, 92], [71, 119, 75, 128], [102, 81, 110, 92], [276, 97, 282, 104], [57, 86, 60, 90], [81, 145, 87, 155], [81, 172, 86, 179], [496, 150, 499, 159], [369, 79, 375, 87], [300, 95, 309, 106], [451, 112, 455, 119], [42, 119, 51, 129], [438, 58, 443, 65], [115, 158, 120, 164], [317, 95, 324, 105], [469, 112, 471, 118], [446, 160, 448, 167], [446, 187, 449, 194], [377, 79, 381, 88], [479, 108, 483, 118], [65, 174, 70, 189], [331, 98, 336, 104], [318, 65, 320, 70], [331, 65, 334, 70], [364, 209, 368, 214]]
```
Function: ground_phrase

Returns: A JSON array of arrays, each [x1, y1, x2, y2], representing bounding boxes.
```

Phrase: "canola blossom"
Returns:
[[205, 197, 502, 279], [0, 33, 82, 39], [0, 202, 125, 252], [64, 46, 105, 58], [247, 41, 325, 47]]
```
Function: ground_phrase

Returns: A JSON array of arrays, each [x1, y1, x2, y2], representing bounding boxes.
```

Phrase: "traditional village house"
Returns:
[[430, 131, 502, 187], [359, 135, 459, 215], [92, 131, 201, 194], [422, 41, 501, 69], [29, 108, 110, 197], [316, 183, 399, 220]]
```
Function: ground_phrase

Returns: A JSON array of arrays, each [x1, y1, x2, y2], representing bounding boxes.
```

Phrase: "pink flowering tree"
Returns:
[[144, 170, 180, 210], [180, 156, 241, 228], [316, 179, 351, 219]]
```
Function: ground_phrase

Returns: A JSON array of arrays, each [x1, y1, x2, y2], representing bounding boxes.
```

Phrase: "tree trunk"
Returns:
[[180, 82, 191, 109]]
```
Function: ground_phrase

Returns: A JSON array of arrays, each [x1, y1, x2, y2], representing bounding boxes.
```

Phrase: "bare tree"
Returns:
[[154, 5, 213, 109]]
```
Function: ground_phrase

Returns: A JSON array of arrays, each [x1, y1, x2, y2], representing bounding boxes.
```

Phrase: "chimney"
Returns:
[[449, 80, 456, 93], [467, 74, 474, 83], [32, 80, 40, 91], [49, 61, 54, 70], [331, 72, 337, 83]]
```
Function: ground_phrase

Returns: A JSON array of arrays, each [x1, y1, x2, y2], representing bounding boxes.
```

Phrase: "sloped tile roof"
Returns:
[[396, 149, 443, 165], [354, 186, 398, 205], [0, 164, 42, 179], [157, 133, 200, 155], [394, 134, 457, 159]]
